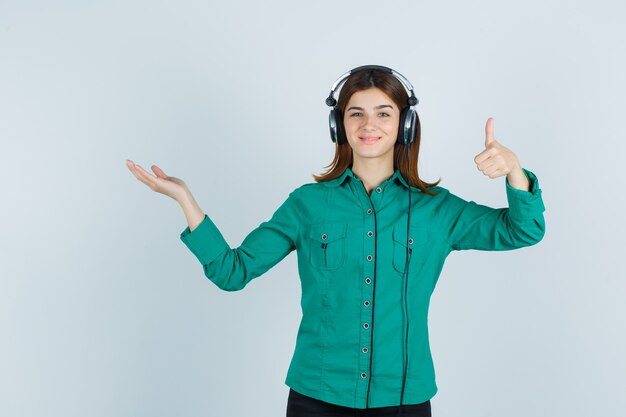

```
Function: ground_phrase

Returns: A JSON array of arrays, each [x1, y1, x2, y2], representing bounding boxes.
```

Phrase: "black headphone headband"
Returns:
[[325, 65, 419, 108], [326, 65, 419, 145]]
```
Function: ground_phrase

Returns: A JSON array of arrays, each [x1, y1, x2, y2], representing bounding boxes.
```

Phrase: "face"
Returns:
[[343, 87, 400, 164]]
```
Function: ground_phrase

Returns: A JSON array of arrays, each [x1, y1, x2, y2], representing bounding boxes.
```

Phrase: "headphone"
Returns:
[[325, 64, 419, 146], [325, 65, 419, 414]]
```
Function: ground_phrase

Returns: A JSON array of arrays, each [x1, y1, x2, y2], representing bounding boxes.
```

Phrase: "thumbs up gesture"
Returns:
[[474, 117, 521, 179]]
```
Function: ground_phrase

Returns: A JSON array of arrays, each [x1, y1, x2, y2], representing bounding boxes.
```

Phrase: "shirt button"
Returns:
[[363, 323, 369, 329], [363, 300, 370, 307], [376, 187, 382, 193], [365, 277, 371, 284], [366, 255, 372, 261], [408, 238, 414, 245], [367, 209, 373, 214], [362, 347, 369, 353], [361, 372, 368, 378], [321, 233, 327, 240], [367, 231, 373, 237]]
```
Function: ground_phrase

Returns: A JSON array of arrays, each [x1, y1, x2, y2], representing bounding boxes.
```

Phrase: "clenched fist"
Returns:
[[474, 117, 530, 191]]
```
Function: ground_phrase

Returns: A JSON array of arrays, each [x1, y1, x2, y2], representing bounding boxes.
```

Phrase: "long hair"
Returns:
[[312, 69, 440, 195]]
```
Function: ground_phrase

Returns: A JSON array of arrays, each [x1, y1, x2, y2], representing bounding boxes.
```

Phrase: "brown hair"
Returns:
[[312, 68, 441, 195]]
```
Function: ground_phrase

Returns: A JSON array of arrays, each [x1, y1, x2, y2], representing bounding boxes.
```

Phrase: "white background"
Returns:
[[1, 1, 624, 416]]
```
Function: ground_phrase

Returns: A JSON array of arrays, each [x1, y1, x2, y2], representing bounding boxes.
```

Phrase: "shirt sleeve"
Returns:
[[435, 167, 546, 251], [179, 189, 301, 291]]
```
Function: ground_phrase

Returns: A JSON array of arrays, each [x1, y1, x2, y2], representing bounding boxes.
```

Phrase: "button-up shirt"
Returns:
[[179, 166, 546, 408]]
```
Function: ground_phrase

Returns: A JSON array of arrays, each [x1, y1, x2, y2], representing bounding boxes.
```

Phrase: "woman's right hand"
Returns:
[[126, 159, 190, 203]]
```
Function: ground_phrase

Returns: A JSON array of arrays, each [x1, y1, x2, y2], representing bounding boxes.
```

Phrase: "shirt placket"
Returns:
[[354, 181, 385, 408]]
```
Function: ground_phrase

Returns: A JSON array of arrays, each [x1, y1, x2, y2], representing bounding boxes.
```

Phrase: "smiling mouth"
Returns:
[[359, 136, 381, 143]]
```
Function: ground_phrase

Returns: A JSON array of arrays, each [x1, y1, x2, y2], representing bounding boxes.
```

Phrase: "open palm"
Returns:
[[126, 160, 189, 202]]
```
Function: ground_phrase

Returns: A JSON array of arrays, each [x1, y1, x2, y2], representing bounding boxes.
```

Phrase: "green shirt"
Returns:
[[180, 166, 546, 408]]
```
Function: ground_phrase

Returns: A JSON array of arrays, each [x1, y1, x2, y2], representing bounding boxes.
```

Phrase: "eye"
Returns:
[[379, 112, 390, 117], [349, 112, 362, 117]]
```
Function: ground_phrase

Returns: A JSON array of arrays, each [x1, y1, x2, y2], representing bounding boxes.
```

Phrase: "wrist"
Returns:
[[509, 160, 523, 174], [507, 164, 530, 192], [177, 190, 197, 208]]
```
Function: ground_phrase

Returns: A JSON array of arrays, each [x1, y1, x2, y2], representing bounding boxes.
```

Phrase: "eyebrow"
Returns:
[[346, 104, 394, 112]]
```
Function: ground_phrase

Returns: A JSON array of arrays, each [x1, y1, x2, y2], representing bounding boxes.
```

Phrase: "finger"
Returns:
[[135, 164, 157, 180], [478, 159, 498, 172], [132, 164, 159, 187], [126, 160, 138, 172], [474, 147, 497, 165], [486, 167, 506, 179], [480, 166, 497, 177], [151, 165, 168, 179], [478, 153, 505, 170], [126, 161, 145, 179], [127, 164, 143, 182], [485, 117, 495, 147], [483, 164, 501, 176]]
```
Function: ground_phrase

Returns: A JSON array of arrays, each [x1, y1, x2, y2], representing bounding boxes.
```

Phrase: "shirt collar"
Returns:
[[321, 166, 420, 192]]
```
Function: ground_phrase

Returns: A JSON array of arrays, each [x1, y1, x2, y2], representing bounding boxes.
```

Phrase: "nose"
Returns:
[[360, 115, 377, 131], [362, 124, 377, 133]]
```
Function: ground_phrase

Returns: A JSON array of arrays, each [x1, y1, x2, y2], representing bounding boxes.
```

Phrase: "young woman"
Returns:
[[126, 66, 546, 417]]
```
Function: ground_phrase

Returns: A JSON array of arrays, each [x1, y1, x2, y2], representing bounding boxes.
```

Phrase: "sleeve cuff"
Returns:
[[505, 167, 546, 220], [180, 214, 230, 265]]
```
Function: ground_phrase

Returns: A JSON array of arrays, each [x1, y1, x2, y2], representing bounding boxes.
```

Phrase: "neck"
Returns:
[[351, 158, 394, 195]]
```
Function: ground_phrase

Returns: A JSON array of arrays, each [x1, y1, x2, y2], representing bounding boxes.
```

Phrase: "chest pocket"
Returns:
[[309, 223, 347, 270], [392, 222, 429, 274]]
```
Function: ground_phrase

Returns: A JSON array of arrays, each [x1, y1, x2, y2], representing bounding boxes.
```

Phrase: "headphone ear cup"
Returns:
[[335, 110, 346, 145], [329, 109, 338, 143], [397, 108, 417, 145]]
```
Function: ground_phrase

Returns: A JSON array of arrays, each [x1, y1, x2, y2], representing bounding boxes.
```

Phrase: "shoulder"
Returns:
[[291, 181, 331, 196], [422, 184, 451, 200], [281, 182, 328, 205], [421, 185, 469, 212]]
